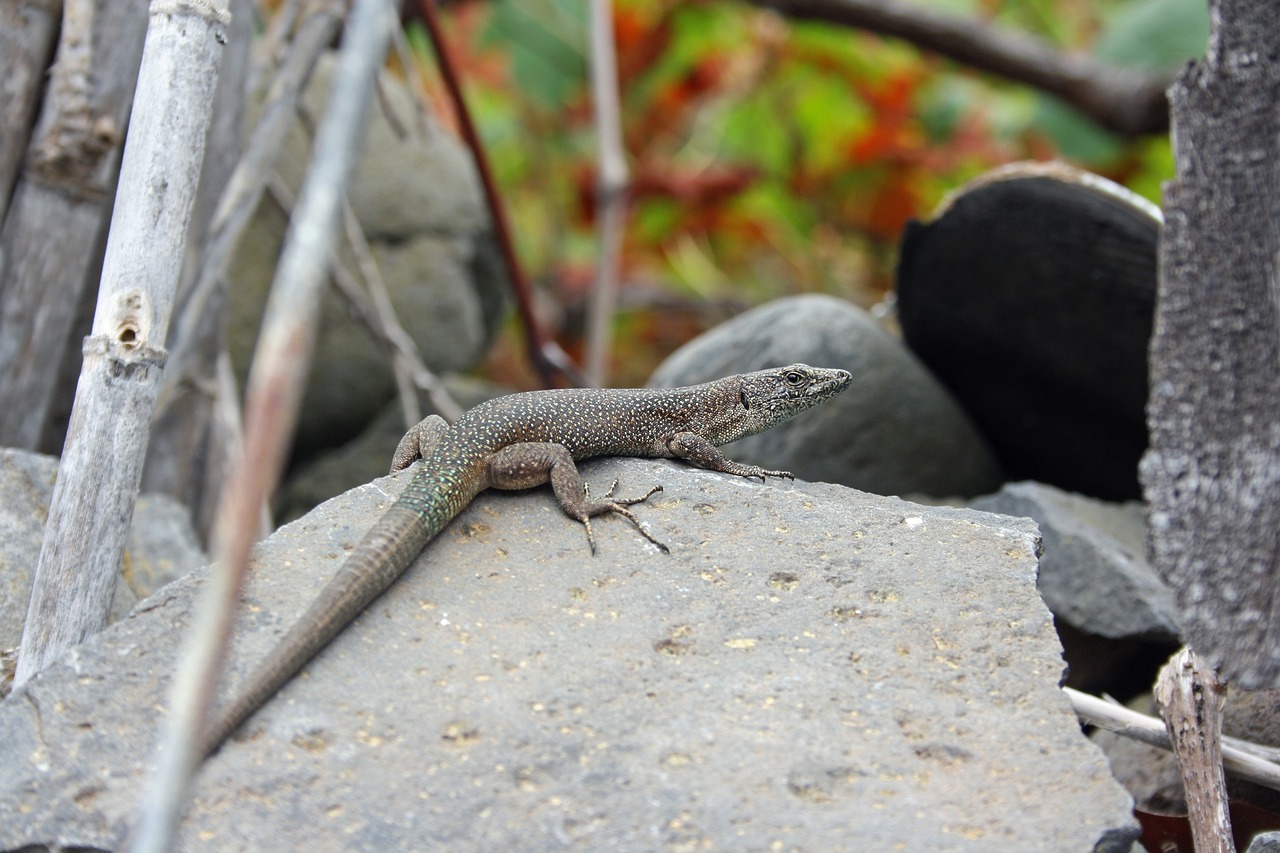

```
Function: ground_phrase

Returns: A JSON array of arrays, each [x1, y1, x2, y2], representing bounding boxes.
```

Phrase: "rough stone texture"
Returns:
[[970, 481, 1179, 641], [0, 459, 1136, 851], [1141, 0, 1280, 691], [227, 52, 508, 458], [649, 295, 1003, 497], [1249, 831, 1280, 853], [0, 449, 206, 653]]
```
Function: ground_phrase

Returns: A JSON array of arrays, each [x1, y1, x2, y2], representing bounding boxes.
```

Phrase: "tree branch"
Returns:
[[743, 0, 1173, 137]]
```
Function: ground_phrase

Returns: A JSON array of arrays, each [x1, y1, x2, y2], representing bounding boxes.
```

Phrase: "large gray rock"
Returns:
[[0, 449, 206, 653], [649, 295, 1003, 496], [971, 481, 1179, 640], [0, 459, 1136, 850], [228, 52, 508, 457]]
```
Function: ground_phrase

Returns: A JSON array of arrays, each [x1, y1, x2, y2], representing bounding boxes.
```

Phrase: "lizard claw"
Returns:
[[577, 482, 668, 552]]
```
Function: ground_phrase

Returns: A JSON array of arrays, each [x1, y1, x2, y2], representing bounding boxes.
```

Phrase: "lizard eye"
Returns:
[[784, 370, 806, 387], [740, 389, 751, 409]]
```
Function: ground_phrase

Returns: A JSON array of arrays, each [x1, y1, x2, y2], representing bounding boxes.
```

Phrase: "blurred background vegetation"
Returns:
[[391, 0, 1206, 387]]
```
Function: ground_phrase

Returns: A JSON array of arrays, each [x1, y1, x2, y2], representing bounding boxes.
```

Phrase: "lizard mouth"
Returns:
[[813, 369, 852, 396]]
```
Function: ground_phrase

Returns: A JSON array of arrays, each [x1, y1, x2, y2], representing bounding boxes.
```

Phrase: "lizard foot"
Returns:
[[580, 481, 668, 553], [727, 465, 794, 482]]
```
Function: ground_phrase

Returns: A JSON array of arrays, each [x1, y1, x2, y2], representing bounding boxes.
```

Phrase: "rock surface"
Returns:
[[0, 459, 1136, 851], [649, 294, 1003, 497], [970, 481, 1179, 641], [228, 52, 508, 459], [1250, 831, 1280, 853], [0, 449, 206, 653]]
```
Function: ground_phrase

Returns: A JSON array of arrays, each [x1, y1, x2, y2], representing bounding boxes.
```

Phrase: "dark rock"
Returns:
[[0, 461, 1135, 850], [970, 481, 1179, 641], [897, 161, 1159, 501], [649, 295, 1003, 496]]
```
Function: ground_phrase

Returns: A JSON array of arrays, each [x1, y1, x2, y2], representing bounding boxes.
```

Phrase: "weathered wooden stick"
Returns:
[[1155, 648, 1234, 853]]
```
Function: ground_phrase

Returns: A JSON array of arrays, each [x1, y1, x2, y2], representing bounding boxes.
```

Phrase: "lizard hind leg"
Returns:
[[390, 414, 450, 473], [488, 443, 667, 553], [584, 479, 667, 553]]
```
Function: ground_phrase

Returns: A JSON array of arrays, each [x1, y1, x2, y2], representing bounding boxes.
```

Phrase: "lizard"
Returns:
[[200, 363, 852, 758]]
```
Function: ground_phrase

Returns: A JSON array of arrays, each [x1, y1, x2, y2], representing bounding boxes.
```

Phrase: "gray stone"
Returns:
[[648, 295, 1003, 497], [124, 494, 209, 600], [228, 52, 507, 457], [0, 460, 1136, 850], [1248, 831, 1280, 853], [0, 449, 207, 654], [971, 481, 1179, 640]]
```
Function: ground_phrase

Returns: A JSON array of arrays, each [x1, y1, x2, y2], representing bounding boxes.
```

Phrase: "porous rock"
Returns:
[[648, 294, 1003, 497], [0, 448, 206, 653], [0, 460, 1135, 851]]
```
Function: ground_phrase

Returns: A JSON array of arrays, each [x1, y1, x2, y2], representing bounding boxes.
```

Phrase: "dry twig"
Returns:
[[746, 0, 1172, 136], [131, 2, 397, 849]]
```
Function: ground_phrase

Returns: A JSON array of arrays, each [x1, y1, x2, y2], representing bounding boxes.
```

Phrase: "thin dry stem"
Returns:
[[1154, 648, 1234, 853], [131, 2, 396, 849], [584, 0, 629, 388]]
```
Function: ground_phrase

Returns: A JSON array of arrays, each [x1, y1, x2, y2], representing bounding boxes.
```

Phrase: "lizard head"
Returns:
[[731, 363, 852, 438]]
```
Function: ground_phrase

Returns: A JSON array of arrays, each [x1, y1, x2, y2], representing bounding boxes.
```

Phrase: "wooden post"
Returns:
[[15, 0, 231, 686], [1140, 0, 1280, 689]]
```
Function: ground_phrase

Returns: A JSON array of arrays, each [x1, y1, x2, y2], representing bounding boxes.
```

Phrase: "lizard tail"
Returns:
[[199, 504, 435, 758]]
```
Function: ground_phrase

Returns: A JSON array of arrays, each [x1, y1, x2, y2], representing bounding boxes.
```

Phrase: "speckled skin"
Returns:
[[202, 364, 852, 757]]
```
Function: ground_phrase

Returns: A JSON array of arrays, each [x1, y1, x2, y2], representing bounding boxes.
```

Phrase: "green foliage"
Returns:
[[1096, 0, 1209, 69], [482, 0, 586, 109], [416, 0, 1188, 379]]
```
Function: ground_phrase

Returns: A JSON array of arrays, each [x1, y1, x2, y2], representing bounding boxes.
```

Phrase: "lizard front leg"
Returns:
[[668, 432, 794, 481], [487, 442, 666, 553]]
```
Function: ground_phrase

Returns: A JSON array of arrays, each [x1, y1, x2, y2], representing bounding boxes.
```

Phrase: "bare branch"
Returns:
[[1154, 649, 1234, 853], [1066, 687, 1280, 793], [743, 0, 1173, 137], [0, 0, 149, 449], [584, 0, 629, 388], [264, 173, 464, 423], [416, 0, 581, 388], [0, 0, 60, 222], [15, 0, 228, 686], [155, 0, 343, 419]]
